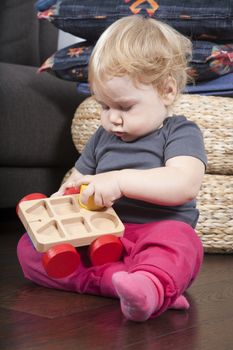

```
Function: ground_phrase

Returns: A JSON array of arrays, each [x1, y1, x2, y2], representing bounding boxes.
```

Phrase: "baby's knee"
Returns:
[[17, 233, 42, 278]]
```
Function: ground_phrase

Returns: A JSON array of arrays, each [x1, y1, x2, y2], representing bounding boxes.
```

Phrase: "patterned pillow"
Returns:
[[39, 41, 92, 82], [190, 42, 233, 82], [39, 40, 233, 84], [35, 0, 57, 11], [37, 0, 233, 42]]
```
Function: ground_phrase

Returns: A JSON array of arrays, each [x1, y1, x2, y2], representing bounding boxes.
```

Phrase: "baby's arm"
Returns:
[[75, 155, 204, 208], [118, 156, 205, 206], [51, 168, 84, 197]]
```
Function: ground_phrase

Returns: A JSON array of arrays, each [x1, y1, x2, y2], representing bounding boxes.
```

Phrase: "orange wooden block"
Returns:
[[78, 184, 104, 211]]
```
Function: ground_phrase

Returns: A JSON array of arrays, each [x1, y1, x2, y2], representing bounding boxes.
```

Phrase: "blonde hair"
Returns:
[[88, 15, 192, 96]]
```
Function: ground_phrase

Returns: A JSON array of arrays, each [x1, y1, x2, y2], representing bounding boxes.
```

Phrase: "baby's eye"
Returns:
[[120, 105, 132, 112], [101, 104, 109, 110]]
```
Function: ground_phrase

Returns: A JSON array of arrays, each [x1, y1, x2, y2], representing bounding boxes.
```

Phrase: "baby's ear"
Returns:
[[161, 77, 177, 106]]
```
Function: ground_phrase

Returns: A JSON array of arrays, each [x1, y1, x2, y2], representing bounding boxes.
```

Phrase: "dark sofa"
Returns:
[[0, 0, 85, 208]]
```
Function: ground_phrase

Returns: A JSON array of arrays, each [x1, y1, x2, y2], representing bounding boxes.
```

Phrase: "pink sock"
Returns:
[[112, 271, 164, 322], [169, 295, 190, 310]]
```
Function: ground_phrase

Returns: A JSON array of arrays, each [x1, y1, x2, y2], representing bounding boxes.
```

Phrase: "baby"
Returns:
[[18, 15, 207, 322]]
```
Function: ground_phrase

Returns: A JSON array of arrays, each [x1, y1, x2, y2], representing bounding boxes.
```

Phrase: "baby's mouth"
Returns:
[[112, 130, 124, 137]]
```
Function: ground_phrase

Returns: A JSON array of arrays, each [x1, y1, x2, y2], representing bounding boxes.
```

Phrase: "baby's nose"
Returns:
[[109, 109, 122, 124]]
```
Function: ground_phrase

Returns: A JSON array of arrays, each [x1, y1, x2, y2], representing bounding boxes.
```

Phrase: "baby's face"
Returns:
[[94, 76, 169, 142]]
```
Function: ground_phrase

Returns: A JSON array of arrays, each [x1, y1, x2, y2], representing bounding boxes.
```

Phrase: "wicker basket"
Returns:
[[72, 97, 101, 154], [197, 174, 233, 253], [171, 95, 233, 175], [71, 94, 233, 253]]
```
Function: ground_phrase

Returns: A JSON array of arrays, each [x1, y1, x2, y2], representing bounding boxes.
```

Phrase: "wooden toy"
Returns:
[[17, 188, 125, 278]]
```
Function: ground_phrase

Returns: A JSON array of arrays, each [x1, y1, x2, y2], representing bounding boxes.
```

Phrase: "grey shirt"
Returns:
[[75, 115, 207, 228]]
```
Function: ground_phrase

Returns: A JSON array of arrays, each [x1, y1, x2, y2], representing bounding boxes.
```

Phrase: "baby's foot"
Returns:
[[169, 295, 190, 310], [112, 271, 163, 322]]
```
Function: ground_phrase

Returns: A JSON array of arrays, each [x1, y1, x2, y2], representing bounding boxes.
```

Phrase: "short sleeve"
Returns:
[[164, 116, 208, 167]]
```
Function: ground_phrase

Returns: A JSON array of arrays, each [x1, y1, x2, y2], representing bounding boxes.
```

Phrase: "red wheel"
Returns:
[[42, 244, 80, 278], [89, 234, 124, 266], [16, 193, 47, 215]]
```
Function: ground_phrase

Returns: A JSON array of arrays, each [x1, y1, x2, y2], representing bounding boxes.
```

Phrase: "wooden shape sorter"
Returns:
[[18, 194, 125, 253]]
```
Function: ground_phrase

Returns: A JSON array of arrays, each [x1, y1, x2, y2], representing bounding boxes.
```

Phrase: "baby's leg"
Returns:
[[17, 233, 126, 296], [17, 220, 202, 321], [112, 221, 203, 321]]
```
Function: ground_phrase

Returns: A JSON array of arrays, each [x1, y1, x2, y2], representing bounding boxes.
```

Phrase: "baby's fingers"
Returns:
[[80, 183, 95, 205], [50, 182, 79, 198], [50, 191, 62, 198]]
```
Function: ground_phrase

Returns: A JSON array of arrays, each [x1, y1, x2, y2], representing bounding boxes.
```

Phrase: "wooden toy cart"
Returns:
[[17, 189, 125, 279]]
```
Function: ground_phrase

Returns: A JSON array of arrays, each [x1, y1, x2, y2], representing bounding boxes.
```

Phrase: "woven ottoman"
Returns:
[[70, 94, 233, 253]]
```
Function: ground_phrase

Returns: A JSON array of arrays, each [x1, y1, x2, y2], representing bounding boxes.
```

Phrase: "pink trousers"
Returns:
[[17, 220, 203, 317]]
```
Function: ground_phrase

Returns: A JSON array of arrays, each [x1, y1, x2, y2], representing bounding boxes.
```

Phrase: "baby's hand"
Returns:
[[77, 171, 122, 208], [51, 168, 83, 197], [51, 183, 79, 198]]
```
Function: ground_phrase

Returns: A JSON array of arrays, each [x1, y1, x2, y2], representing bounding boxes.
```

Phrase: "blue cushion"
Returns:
[[37, 0, 233, 42], [39, 40, 233, 84], [35, 0, 57, 11]]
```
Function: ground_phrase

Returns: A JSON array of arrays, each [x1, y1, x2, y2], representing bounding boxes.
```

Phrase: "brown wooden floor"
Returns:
[[1, 209, 233, 350]]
